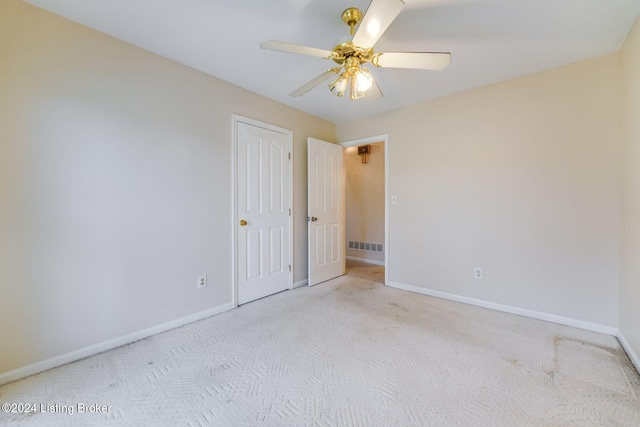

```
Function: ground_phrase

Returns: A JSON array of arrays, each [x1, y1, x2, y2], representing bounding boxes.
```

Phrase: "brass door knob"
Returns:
[[239, 219, 248, 226]]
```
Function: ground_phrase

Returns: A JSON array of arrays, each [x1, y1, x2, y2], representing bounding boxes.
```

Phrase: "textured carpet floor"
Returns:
[[1, 276, 639, 426]]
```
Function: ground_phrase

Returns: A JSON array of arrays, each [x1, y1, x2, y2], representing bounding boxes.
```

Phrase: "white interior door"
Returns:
[[236, 120, 291, 304], [308, 138, 345, 286]]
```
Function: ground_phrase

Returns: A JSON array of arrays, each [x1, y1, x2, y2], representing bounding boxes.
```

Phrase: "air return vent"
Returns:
[[348, 241, 384, 253]]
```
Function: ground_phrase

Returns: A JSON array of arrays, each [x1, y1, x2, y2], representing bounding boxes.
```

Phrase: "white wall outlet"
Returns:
[[474, 268, 483, 280], [197, 274, 207, 289], [391, 195, 398, 205]]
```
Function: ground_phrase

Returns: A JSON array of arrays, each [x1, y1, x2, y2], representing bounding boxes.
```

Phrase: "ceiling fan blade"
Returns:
[[352, 0, 405, 48], [260, 40, 334, 59], [366, 79, 383, 101], [374, 52, 451, 70], [290, 69, 340, 97]]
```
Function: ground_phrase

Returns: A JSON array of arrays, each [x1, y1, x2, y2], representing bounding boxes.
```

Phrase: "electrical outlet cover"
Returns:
[[197, 274, 207, 288]]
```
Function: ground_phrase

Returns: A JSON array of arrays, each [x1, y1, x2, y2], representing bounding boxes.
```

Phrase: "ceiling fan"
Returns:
[[260, 0, 451, 101]]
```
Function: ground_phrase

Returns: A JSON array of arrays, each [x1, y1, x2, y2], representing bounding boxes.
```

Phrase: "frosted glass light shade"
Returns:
[[329, 74, 349, 97], [354, 68, 373, 92]]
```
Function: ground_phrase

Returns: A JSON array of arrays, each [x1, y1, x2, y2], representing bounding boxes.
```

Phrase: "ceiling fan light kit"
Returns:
[[261, 0, 451, 101], [329, 56, 374, 100]]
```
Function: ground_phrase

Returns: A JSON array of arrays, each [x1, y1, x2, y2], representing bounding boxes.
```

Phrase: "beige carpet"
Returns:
[[1, 276, 639, 426]]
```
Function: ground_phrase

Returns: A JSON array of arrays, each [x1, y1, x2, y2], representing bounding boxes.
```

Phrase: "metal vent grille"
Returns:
[[348, 241, 384, 253]]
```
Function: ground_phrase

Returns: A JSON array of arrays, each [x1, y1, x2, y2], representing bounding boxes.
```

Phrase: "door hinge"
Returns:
[[289, 208, 291, 216], [288, 152, 291, 160], [288, 264, 291, 272]]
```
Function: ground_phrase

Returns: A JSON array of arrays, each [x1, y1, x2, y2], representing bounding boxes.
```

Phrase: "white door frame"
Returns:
[[231, 114, 293, 308], [340, 134, 389, 286]]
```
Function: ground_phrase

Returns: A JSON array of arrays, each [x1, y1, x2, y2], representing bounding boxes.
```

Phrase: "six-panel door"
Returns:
[[237, 122, 291, 304], [308, 138, 345, 286]]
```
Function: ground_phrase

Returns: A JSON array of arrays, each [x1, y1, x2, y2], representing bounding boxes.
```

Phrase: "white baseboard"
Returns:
[[617, 332, 640, 374], [387, 281, 618, 336], [293, 279, 308, 288], [346, 256, 385, 266], [0, 301, 235, 386]]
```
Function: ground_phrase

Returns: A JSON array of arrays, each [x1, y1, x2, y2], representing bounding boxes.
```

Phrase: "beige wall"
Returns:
[[345, 142, 385, 263], [338, 54, 621, 327], [620, 16, 640, 362], [0, 0, 334, 375]]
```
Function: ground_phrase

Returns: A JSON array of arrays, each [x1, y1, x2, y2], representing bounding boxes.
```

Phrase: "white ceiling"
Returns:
[[23, 0, 640, 124]]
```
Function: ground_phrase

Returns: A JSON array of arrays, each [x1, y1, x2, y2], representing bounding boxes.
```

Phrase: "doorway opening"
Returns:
[[341, 136, 388, 285]]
